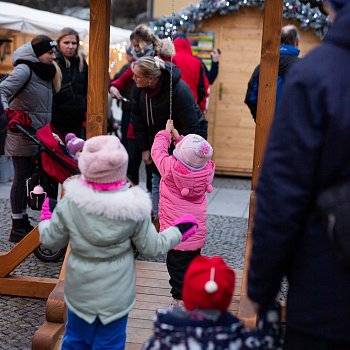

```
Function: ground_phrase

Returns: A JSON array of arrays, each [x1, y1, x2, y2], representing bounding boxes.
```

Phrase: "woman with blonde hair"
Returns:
[[131, 56, 205, 228], [109, 24, 162, 100], [51, 27, 88, 138], [0, 34, 61, 242]]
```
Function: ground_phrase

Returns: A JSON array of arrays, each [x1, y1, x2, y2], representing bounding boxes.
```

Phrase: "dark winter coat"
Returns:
[[132, 62, 202, 155], [51, 50, 88, 138], [248, 3, 350, 343], [143, 305, 282, 350], [244, 44, 300, 121]]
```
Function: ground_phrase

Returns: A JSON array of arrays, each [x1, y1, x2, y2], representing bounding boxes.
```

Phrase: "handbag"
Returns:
[[317, 180, 350, 269]]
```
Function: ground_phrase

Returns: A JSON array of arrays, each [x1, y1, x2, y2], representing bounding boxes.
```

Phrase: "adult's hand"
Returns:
[[142, 150, 152, 165], [109, 86, 123, 100], [211, 49, 221, 63]]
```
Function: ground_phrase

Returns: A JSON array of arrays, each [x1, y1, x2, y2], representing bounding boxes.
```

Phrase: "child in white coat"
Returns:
[[39, 134, 197, 350]]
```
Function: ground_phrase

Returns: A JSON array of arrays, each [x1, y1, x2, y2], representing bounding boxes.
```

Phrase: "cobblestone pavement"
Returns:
[[0, 176, 250, 349]]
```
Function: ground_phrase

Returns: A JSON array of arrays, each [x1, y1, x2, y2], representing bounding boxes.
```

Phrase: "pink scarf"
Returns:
[[80, 176, 127, 192]]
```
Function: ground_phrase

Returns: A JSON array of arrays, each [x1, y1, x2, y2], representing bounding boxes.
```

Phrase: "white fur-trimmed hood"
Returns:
[[63, 177, 152, 221]]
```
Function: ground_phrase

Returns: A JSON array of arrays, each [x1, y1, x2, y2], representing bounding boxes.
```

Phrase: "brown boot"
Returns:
[[152, 218, 160, 232]]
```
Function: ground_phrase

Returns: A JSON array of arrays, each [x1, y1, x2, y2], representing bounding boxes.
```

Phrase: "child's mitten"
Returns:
[[40, 197, 57, 221], [173, 214, 198, 241]]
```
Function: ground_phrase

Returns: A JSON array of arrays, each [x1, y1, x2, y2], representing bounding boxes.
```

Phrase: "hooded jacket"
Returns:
[[0, 42, 53, 156], [151, 130, 215, 251], [244, 44, 300, 121], [173, 37, 208, 109], [133, 62, 201, 156], [143, 305, 282, 350], [248, 3, 350, 341], [39, 177, 182, 325]]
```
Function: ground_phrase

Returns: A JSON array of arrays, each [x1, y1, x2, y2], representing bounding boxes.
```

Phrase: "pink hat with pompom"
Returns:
[[65, 133, 85, 157], [78, 135, 128, 183], [173, 134, 213, 171]]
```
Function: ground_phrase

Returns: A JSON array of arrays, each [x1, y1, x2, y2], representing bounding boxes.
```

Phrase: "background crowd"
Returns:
[[1, 0, 350, 348]]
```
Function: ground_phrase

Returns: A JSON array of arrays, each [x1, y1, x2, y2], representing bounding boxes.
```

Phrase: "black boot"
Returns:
[[9, 218, 28, 243], [23, 214, 34, 233]]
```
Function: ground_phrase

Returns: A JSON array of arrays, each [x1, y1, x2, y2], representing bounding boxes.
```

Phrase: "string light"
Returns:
[[149, 0, 329, 39]]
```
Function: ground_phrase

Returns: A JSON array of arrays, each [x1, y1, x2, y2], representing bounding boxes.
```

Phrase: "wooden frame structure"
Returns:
[[238, 0, 284, 327], [0, 0, 284, 347]]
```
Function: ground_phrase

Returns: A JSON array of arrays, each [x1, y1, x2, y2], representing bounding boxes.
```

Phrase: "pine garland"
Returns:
[[149, 0, 330, 38]]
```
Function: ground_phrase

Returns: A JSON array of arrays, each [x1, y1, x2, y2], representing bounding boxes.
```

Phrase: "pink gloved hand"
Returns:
[[40, 197, 57, 221], [173, 214, 198, 241]]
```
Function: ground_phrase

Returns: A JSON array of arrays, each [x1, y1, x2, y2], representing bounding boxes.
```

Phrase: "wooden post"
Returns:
[[86, 0, 111, 138], [238, 0, 283, 327]]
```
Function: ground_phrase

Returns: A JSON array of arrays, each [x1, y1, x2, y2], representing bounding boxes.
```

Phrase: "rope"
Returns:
[[169, 0, 175, 120]]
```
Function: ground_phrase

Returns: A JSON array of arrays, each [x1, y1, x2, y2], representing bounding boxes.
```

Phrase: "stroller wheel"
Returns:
[[34, 245, 66, 262]]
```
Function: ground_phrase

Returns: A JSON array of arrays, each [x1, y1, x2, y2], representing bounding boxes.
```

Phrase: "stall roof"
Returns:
[[0, 1, 131, 45]]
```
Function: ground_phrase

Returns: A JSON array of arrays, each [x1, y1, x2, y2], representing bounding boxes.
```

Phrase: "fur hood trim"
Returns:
[[63, 177, 152, 221]]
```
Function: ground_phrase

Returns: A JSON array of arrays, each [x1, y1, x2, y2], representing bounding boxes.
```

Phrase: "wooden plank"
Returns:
[[135, 260, 167, 271], [127, 327, 153, 344], [126, 343, 144, 350], [136, 285, 171, 297], [136, 269, 170, 280], [0, 226, 40, 277], [0, 275, 57, 298], [136, 277, 171, 289]]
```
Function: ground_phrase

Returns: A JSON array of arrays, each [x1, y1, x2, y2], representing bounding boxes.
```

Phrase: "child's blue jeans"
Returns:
[[61, 308, 128, 350]]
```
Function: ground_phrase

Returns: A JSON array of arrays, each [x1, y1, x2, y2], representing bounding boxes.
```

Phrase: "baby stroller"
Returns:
[[15, 122, 79, 262]]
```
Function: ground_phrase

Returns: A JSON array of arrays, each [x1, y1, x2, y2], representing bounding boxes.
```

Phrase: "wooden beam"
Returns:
[[238, 0, 283, 328], [86, 0, 111, 138], [0, 226, 40, 278], [252, 0, 283, 188], [0, 275, 57, 298]]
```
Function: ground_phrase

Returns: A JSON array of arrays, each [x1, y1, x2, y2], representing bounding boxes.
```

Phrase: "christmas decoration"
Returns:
[[149, 0, 330, 39]]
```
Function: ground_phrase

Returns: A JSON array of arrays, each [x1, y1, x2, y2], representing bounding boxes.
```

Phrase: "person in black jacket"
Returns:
[[245, 24, 300, 121], [202, 48, 221, 85], [51, 27, 88, 138], [132, 56, 203, 227], [248, 1, 350, 349]]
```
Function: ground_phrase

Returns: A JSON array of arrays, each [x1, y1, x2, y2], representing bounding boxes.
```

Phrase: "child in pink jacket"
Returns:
[[151, 119, 215, 306]]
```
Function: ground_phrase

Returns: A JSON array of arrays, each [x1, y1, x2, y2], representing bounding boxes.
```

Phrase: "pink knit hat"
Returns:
[[78, 135, 128, 183], [173, 134, 213, 171], [65, 133, 85, 157]]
